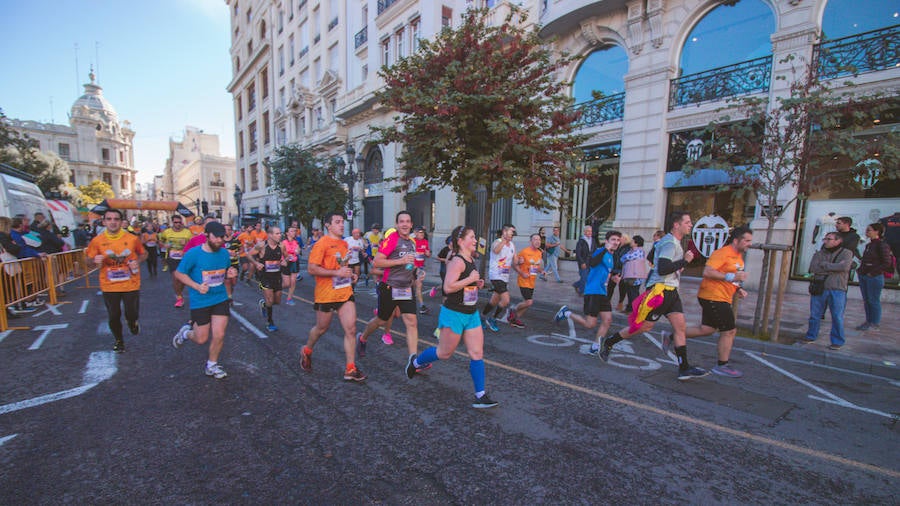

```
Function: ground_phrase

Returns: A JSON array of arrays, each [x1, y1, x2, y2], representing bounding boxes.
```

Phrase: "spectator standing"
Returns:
[[572, 225, 593, 295], [835, 216, 861, 281], [544, 226, 567, 283], [855, 223, 892, 331], [879, 212, 900, 280], [802, 232, 853, 350], [619, 235, 648, 311]]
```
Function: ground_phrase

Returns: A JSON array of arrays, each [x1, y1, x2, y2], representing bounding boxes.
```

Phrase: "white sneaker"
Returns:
[[172, 323, 192, 348], [205, 363, 227, 379]]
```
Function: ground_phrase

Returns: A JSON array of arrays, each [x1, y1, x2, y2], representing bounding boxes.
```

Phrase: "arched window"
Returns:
[[364, 148, 383, 185], [821, 0, 898, 39], [679, 1, 774, 76], [572, 45, 628, 104]]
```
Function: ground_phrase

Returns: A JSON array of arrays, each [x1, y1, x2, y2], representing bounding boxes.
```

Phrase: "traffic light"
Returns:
[[201, 200, 209, 215]]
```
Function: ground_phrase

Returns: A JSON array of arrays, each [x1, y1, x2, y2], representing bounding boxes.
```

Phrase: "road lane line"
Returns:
[[28, 324, 69, 350], [0, 434, 18, 446], [79, 300, 89, 313], [0, 352, 117, 415], [229, 308, 268, 339], [0, 330, 12, 345]]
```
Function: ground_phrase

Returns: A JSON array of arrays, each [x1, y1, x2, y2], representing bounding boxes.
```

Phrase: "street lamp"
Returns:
[[338, 144, 365, 229], [233, 184, 243, 227]]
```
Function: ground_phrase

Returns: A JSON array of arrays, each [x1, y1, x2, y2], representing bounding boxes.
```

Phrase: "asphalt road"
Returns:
[[1, 266, 897, 504]]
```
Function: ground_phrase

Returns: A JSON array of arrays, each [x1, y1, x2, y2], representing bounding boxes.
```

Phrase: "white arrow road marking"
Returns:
[[0, 434, 18, 446], [0, 330, 12, 345], [229, 308, 268, 339], [31, 303, 63, 317], [79, 300, 89, 313], [28, 324, 69, 350], [0, 351, 117, 415], [746, 351, 898, 420]]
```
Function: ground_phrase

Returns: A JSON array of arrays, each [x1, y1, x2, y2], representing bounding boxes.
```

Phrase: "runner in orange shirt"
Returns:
[[85, 209, 147, 353], [243, 222, 268, 284], [507, 233, 544, 329], [299, 212, 366, 381]]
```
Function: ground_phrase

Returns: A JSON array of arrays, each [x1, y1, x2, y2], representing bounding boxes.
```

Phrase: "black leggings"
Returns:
[[145, 246, 158, 275], [103, 290, 140, 339]]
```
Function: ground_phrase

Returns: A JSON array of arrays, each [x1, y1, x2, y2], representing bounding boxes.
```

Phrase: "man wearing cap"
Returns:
[[171, 221, 238, 379]]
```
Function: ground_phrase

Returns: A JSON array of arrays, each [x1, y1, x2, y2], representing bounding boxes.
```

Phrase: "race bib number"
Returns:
[[202, 269, 226, 287], [146, 241, 156, 247], [107, 267, 131, 283], [332, 276, 352, 290], [392, 286, 413, 300], [499, 266, 510, 276], [168, 250, 183, 260], [463, 286, 478, 306], [265, 260, 281, 272], [529, 265, 540, 277], [415, 252, 425, 262], [287, 254, 297, 262]]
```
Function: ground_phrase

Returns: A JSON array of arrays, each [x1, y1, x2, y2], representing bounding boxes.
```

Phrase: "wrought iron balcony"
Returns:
[[377, 0, 398, 15], [355, 26, 368, 49], [573, 92, 625, 128], [815, 24, 900, 80], [669, 55, 772, 110], [209, 180, 225, 188]]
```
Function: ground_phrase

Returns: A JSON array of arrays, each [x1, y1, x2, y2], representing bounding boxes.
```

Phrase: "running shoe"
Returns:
[[296, 273, 304, 281], [344, 367, 368, 382], [827, 344, 842, 351], [172, 323, 192, 348], [300, 348, 312, 372], [419, 304, 430, 315], [258, 298, 266, 319], [472, 393, 499, 409], [580, 344, 600, 357], [405, 354, 418, 379], [381, 333, 394, 345], [508, 317, 525, 329], [677, 366, 710, 381], [113, 339, 125, 353], [554, 305, 569, 323], [285, 298, 296, 306], [711, 364, 743, 378], [356, 332, 367, 357], [174, 297, 184, 308], [205, 363, 228, 379], [429, 286, 438, 298], [485, 317, 499, 332], [266, 324, 278, 332], [416, 363, 433, 373], [660, 330, 673, 355], [128, 320, 140, 336], [598, 337, 611, 363]]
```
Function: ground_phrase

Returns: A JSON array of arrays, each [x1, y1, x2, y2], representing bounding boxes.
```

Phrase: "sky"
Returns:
[[0, 0, 235, 186]]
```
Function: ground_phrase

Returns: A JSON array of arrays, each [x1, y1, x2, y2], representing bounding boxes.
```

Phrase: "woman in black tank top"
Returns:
[[407, 226, 499, 409]]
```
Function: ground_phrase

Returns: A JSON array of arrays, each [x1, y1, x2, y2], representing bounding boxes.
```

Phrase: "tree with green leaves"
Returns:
[[78, 180, 115, 206], [686, 55, 899, 334], [266, 143, 348, 231], [373, 7, 588, 272], [1, 108, 73, 193]]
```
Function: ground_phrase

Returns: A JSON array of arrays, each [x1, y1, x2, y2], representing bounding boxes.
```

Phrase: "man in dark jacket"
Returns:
[[802, 232, 853, 350], [572, 225, 593, 295]]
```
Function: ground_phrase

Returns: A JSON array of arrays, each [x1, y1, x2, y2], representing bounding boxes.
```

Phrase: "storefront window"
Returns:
[[566, 144, 620, 242]]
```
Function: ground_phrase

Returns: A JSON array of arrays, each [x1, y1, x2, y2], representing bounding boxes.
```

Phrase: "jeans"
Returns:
[[573, 266, 589, 292], [858, 273, 884, 325], [545, 252, 561, 282], [806, 289, 846, 346]]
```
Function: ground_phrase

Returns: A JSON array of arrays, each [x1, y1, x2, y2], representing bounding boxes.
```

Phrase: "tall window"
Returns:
[[250, 163, 259, 191], [237, 96, 243, 120], [278, 46, 285, 75], [381, 38, 390, 66], [328, 44, 339, 72], [249, 122, 258, 152], [263, 112, 271, 144], [314, 57, 323, 82], [313, 6, 321, 41], [278, 9, 284, 33], [261, 68, 269, 98], [441, 6, 453, 28], [240, 167, 246, 189], [572, 46, 628, 104], [300, 68, 310, 88], [247, 83, 256, 112], [410, 17, 421, 50], [58, 143, 70, 160], [395, 28, 405, 58], [238, 131, 245, 158], [278, 87, 285, 108], [300, 19, 309, 50], [103, 172, 112, 185], [679, 0, 774, 76], [289, 35, 295, 66], [102, 148, 110, 164]]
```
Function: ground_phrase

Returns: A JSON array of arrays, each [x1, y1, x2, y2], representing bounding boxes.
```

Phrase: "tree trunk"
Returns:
[[752, 219, 777, 336]]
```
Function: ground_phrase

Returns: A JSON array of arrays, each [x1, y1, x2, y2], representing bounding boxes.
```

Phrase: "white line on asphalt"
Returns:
[[745, 352, 897, 421], [31, 303, 63, 317], [0, 330, 12, 345], [229, 308, 268, 339], [97, 322, 110, 335], [79, 300, 89, 313], [28, 324, 69, 350], [0, 351, 117, 415], [0, 434, 18, 446]]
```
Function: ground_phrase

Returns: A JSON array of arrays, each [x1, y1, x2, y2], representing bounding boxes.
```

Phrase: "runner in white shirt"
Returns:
[[480, 224, 516, 332], [344, 228, 365, 288]]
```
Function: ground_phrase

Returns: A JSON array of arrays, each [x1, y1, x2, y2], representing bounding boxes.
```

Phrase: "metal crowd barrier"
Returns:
[[0, 249, 98, 331]]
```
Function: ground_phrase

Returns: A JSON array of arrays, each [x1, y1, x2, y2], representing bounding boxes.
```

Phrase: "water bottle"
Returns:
[[732, 264, 744, 287]]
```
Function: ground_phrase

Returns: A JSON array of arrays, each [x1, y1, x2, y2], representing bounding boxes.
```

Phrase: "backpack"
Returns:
[[885, 252, 897, 279]]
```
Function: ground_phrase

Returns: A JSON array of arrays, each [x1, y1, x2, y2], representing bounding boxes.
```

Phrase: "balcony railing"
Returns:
[[355, 26, 368, 49], [209, 180, 225, 187], [573, 92, 625, 128], [815, 24, 900, 80], [377, 0, 398, 15], [669, 55, 772, 110], [210, 200, 226, 207]]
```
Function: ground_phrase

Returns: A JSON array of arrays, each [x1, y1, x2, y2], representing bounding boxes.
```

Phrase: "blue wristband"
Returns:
[[725, 273, 735, 282]]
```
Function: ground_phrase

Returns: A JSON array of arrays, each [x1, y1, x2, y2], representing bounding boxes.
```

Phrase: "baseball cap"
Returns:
[[205, 221, 227, 238], [371, 223, 381, 229]]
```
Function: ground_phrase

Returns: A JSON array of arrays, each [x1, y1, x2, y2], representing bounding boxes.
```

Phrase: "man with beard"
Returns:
[[171, 222, 238, 379]]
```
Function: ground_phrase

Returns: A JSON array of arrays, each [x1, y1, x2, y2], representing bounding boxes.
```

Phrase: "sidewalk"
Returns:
[[418, 261, 899, 378]]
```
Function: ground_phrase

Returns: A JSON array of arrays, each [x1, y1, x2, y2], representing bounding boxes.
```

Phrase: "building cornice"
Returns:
[[227, 41, 271, 93]]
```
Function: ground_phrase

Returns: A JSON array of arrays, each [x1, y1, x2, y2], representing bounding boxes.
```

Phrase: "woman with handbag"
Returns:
[[855, 223, 892, 331]]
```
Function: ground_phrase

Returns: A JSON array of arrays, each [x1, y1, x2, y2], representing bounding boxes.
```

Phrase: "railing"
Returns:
[[209, 180, 225, 187], [815, 24, 900, 80], [210, 200, 226, 206], [669, 55, 772, 109], [573, 92, 625, 128], [1, 250, 98, 331], [377, 0, 398, 15], [355, 26, 368, 49]]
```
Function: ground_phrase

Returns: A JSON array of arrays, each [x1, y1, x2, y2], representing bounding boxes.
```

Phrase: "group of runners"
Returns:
[[88, 206, 751, 408]]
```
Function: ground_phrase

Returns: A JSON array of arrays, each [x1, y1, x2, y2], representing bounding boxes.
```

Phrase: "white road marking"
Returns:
[[78, 300, 89, 313], [97, 322, 110, 335], [229, 309, 267, 339], [0, 434, 18, 446], [0, 351, 117, 415], [746, 351, 898, 421], [31, 304, 63, 317], [28, 324, 69, 350], [0, 330, 12, 345]]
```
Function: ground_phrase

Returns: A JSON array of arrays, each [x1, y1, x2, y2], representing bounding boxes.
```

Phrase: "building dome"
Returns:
[[70, 70, 119, 125]]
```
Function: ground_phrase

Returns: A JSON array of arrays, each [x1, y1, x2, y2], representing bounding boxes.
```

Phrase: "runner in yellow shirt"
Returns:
[[159, 216, 194, 307]]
